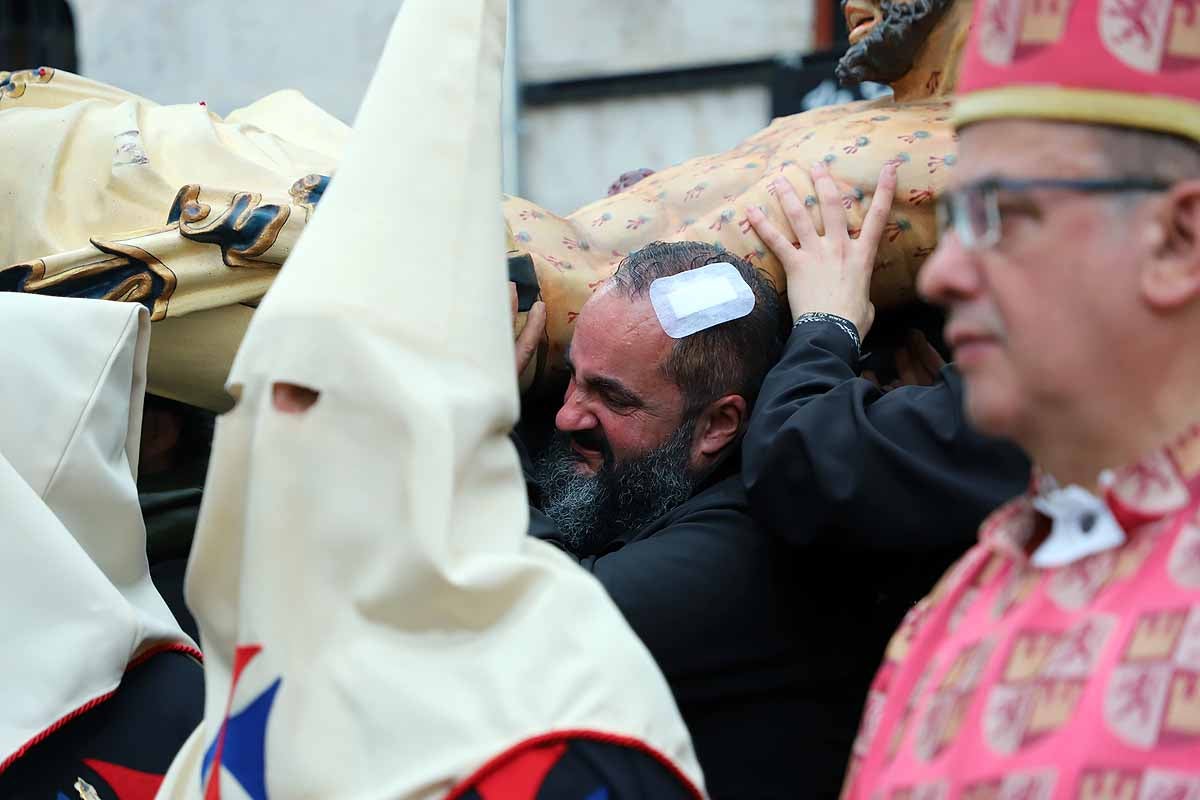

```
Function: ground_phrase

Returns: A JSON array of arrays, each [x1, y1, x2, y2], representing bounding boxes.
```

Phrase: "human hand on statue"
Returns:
[[746, 162, 898, 339], [863, 330, 947, 391], [510, 282, 547, 380]]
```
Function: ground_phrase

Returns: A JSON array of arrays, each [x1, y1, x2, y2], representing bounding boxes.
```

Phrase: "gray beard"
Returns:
[[533, 423, 696, 557], [835, 0, 955, 87]]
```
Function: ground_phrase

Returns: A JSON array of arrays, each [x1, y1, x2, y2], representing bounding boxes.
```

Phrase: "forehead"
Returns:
[[954, 120, 1111, 185], [570, 289, 673, 375]]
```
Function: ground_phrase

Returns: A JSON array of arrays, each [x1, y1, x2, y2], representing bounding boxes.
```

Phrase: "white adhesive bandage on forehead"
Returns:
[[649, 262, 756, 339]]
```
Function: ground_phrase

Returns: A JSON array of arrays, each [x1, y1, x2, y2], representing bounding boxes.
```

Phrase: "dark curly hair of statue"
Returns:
[[836, 0, 956, 87], [607, 242, 789, 419]]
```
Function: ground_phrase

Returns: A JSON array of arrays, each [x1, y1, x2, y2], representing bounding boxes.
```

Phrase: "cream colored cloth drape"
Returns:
[[155, 0, 704, 797], [0, 69, 347, 412], [0, 293, 195, 771], [0, 70, 346, 270]]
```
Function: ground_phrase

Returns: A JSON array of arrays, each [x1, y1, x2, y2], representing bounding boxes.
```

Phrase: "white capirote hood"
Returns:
[[0, 293, 195, 772]]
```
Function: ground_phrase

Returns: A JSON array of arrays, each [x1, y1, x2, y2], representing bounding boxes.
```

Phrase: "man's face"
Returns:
[[836, 0, 955, 85], [536, 288, 698, 555], [918, 121, 1150, 443], [554, 288, 689, 473]]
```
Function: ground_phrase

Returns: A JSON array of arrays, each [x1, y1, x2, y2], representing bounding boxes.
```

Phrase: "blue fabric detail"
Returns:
[[219, 678, 282, 800], [200, 678, 282, 799]]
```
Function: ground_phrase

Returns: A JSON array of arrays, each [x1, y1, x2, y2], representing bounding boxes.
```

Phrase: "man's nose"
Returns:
[[917, 234, 981, 306], [555, 383, 598, 432]]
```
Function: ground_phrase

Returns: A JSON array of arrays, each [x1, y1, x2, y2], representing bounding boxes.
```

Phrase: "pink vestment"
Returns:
[[844, 427, 1200, 800]]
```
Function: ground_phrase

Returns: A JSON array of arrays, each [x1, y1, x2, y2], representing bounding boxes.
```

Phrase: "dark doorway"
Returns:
[[0, 0, 78, 73]]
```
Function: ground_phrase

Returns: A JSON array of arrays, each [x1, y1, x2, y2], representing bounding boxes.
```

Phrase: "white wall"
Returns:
[[71, 0, 402, 122], [515, 0, 813, 214], [517, 0, 813, 81], [522, 86, 770, 215], [68, 0, 816, 214]]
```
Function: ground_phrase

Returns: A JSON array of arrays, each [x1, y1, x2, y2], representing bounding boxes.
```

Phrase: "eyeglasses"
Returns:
[[936, 177, 1171, 250]]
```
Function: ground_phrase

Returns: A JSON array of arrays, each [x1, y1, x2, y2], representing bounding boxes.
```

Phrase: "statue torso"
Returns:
[[504, 97, 958, 372]]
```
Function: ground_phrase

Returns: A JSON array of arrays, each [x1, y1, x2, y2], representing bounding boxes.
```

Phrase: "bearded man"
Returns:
[[513, 238, 910, 798], [528, 243, 787, 560], [518, 243, 807, 799], [836, 0, 1200, 794]]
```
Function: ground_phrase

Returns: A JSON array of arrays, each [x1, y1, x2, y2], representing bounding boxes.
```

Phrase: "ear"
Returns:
[[692, 394, 748, 462], [1140, 181, 1200, 311]]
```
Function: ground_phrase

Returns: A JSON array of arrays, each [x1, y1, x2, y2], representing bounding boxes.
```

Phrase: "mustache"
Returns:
[[569, 428, 614, 462], [945, 307, 1008, 345]]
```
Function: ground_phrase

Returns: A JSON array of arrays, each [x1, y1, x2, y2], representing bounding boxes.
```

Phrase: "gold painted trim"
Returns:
[[231, 192, 265, 230], [109, 273, 154, 304], [187, 195, 241, 236], [178, 192, 291, 269], [4, 248, 175, 318], [232, 204, 291, 262], [174, 184, 212, 224], [0, 67, 55, 103], [954, 86, 1200, 143], [91, 239, 180, 320], [16, 256, 123, 291]]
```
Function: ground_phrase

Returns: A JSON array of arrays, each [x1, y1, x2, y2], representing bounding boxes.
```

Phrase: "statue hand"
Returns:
[[510, 282, 547, 383], [747, 161, 897, 340]]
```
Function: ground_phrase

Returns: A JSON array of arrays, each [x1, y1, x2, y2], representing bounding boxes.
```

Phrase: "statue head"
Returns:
[[836, 0, 970, 94]]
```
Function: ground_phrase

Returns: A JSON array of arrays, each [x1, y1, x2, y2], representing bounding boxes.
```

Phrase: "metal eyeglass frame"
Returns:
[[936, 177, 1172, 250]]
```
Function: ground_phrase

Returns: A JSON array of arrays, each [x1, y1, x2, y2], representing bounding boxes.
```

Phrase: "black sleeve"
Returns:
[[742, 320, 1030, 552]]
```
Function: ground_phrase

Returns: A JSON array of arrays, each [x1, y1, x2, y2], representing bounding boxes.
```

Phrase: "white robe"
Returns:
[[0, 293, 196, 772], [156, 0, 705, 797]]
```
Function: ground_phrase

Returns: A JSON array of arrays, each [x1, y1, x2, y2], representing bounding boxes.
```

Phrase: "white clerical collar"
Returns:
[[1030, 473, 1125, 568]]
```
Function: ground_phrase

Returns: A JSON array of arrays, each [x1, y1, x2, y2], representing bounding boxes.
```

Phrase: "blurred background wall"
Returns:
[[2, 0, 885, 214]]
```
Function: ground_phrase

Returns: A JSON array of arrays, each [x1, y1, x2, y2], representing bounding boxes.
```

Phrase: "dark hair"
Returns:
[[608, 241, 789, 418]]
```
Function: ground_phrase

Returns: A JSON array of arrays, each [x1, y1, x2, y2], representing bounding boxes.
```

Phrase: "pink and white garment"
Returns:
[[844, 427, 1200, 800]]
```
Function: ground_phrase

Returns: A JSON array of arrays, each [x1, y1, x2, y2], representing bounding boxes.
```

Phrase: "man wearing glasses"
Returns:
[[740, 153, 1032, 799], [757, 0, 1200, 793], [740, 150, 1032, 790]]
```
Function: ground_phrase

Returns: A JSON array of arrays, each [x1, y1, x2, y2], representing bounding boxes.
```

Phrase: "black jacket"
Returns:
[[734, 320, 1030, 792], [524, 448, 875, 799], [520, 323, 1028, 798], [743, 320, 1030, 554]]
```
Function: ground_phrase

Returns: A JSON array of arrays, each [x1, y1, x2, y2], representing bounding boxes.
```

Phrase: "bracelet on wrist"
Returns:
[[792, 312, 862, 356]]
